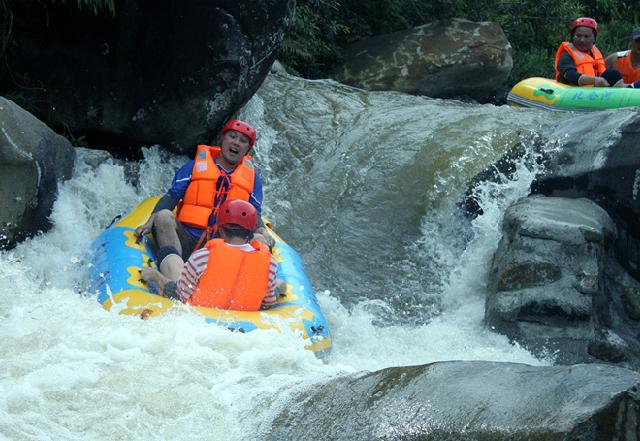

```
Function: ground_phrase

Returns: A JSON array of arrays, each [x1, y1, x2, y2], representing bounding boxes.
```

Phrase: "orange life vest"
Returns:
[[176, 145, 256, 229], [188, 239, 271, 311], [555, 42, 606, 84], [614, 50, 640, 83]]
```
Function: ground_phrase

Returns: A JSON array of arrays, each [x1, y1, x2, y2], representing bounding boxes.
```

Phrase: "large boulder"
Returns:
[[0, 0, 294, 154], [463, 110, 640, 367], [0, 97, 75, 248], [483, 195, 640, 365], [333, 18, 512, 102], [268, 361, 640, 441], [531, 110, 640, 284]]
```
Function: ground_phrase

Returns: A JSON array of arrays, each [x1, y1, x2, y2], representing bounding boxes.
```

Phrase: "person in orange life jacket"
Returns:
[[140, 199, 282, 311], [605, 28, 640, 88], [134, 119, 274, 280], [555, 17, 624, 87]]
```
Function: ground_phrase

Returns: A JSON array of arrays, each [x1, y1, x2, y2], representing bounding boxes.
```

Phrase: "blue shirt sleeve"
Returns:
[[249, 169, 264, 217], [169, 160, 194, 199], [557, 51, 582, 85]]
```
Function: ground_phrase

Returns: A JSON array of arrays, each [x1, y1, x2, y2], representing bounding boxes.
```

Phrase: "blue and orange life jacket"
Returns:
[[176, 145, 255, 230]]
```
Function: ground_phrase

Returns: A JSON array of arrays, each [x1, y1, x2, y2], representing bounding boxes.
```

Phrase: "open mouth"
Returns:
[[229, 146, 240, 155]]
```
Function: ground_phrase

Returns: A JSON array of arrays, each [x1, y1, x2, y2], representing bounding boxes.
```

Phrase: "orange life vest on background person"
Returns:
[[176, 145, 256, 229], [614, 50, 640, 83], [188, 239, 271, 311], [554, 42, 606, 83]]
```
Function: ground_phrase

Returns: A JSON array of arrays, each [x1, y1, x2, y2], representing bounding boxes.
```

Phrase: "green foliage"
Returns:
[[588, 0, 640, 55], [282, 0, 454, 77], [282, 1, 347, 77], [463, 0, 585, 83], [336, 0, 444, 38], [282, 0, 640, 84]]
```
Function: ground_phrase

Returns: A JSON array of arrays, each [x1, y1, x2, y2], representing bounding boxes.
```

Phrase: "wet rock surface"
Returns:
[[478, 110, 640, 368], [0, 0, 294, 154], [0, 97, 75, 249], [484, 195, 638, 365], [268, 361, 640, 441], [333, 18, 512, 102]]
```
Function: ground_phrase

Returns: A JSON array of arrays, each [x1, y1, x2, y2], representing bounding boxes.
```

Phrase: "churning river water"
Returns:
[[0, 73, 573, 440]]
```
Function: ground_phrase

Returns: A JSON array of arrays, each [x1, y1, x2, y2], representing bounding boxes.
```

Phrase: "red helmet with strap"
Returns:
[[221, 119, 256, 147], [571, 17, 598, 36], [216, 199, 258, 230]]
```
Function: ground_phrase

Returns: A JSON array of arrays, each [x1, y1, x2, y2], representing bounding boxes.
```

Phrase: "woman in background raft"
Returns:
[[555, 17, 624, 87]]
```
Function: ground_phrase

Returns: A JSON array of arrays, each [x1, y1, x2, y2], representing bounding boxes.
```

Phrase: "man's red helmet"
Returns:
[[571, 17, 598, 36], [221, 119, 256, 147], [216, 199, 258, 230]]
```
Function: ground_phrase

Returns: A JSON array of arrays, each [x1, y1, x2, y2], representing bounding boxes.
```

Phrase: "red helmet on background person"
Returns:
[[221, 119, 256, 148], [571, 17, 598, 36], [216, 199, 258, 230]]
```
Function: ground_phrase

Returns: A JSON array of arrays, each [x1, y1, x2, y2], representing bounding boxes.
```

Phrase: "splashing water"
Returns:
[[0, 87, 564, 439]]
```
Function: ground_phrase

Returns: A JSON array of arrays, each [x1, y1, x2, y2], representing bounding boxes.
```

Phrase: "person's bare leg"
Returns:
[[159, 254, 184, 280], [153, 210, 183, 255]]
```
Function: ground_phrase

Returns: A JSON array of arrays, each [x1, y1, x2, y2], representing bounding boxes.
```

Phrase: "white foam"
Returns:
[[0, 122, 556, 440]]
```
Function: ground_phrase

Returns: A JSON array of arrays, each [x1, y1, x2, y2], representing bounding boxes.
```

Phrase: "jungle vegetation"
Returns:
[[1, 0, 638, 87], [281, 0, 640, 84]]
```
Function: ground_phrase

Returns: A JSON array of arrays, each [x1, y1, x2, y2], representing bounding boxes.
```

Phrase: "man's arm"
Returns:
[[152, 192, 180, 213], [134, 160, 193, 241], [249, 170, 274, 246], [249, 169, 264, 217], [260, 256, 284, 309], [557, 51, 582, 85], [174, 248, 209, 301]]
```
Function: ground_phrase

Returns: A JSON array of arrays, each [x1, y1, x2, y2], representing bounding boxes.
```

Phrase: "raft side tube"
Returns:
[[508, 77, 640, 111], [88, 196, 332, 355]]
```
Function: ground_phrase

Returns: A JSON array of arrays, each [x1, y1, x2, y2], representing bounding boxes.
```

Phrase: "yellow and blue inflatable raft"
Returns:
[[88, 197, 332, 355], [508, 77, 640, 111]]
